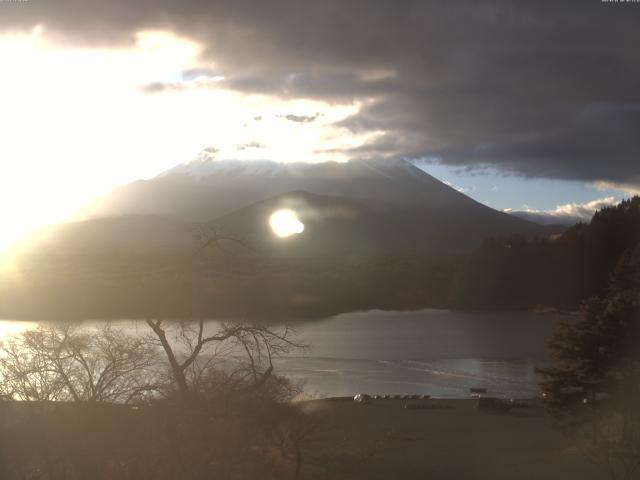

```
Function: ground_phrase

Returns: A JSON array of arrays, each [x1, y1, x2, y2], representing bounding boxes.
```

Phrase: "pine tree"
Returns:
[[538, 245, 640, 432]]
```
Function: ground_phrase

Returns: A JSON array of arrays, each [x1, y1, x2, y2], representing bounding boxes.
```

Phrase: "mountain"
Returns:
[[209, 189, 548, 258], [209, 190, 404, 258], [77, 158, 550, 254], [1, 158, 563, 320], [20, 215, 196, 255], [508, 210, 581, 227]]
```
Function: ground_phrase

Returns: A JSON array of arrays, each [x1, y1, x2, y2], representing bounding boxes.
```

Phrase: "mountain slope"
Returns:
[[77, 158, 548, 253], [209, 190, 396, 258], [78, 158, 507, 216], [0, 158, 563, 320], [508, 210, 581, 227], [209, 189, 548, 257], [20, 215, 196, 255]]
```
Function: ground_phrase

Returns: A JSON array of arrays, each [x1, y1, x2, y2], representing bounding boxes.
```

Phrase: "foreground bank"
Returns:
[[294, 398, 598, 480]]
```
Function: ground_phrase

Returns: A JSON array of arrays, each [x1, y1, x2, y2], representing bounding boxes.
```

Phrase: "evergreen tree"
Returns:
[[538, 245, 640, 432], [450, 196, 640, 311]]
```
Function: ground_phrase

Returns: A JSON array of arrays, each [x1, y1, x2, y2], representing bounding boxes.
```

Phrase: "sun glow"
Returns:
[[269, 210, 305, 238], [0, 321, 35, 346], [0, 28, 370, 251]]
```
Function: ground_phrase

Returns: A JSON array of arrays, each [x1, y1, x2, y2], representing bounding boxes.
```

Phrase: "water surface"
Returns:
[[0, 309, 562, 399], [275, 309, 560, 398]]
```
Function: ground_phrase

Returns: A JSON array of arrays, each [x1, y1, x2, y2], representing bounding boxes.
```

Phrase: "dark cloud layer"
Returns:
[[3, 0, 639, 184]]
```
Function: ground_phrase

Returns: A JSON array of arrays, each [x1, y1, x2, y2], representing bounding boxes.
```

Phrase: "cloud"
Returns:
[[506, 196, 620, 226], [593, 180, 640, 197], [181, 68, 221, 81], [2, 1, 639, 186], [278, 113, 321, 123], [237, 141, 265, 150], [442, 180, 469, 194], [140, 81, 168, 93], [141, 68, 226, 93]]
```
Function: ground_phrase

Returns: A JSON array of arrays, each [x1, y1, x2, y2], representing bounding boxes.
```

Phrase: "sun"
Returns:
[[269, 210, 305, 238]]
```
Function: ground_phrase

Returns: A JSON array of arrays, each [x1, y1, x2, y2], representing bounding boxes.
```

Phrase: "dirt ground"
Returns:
[[297, 398, 601, 480]]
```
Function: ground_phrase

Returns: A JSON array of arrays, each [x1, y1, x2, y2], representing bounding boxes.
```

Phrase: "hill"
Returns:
[[450, 196, 640, 310], [78, 158, 553, 255], [0, 159, 564, 320]]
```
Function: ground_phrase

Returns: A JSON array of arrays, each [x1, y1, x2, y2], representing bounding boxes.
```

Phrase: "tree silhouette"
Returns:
[[538, 246, 640, 479], [0, 323, 161, 403], [145, 319, 302, 397]]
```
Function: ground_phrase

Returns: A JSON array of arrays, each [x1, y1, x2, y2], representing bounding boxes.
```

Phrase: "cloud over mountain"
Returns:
[[2, 1, 639, 186], [507, 196, 620, 226]]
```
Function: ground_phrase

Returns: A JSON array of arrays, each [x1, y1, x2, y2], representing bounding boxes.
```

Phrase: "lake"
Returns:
[[276, 309, 561, 399], [0, 309, 563, 399]]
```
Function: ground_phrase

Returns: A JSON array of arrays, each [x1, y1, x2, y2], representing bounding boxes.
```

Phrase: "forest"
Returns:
[[449, 197, 640, 311]]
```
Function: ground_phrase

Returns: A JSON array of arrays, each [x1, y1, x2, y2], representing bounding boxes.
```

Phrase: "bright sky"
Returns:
[[0, 28, 371, 250], [417, 162, 626, 212], [0, 28, 633, 251]]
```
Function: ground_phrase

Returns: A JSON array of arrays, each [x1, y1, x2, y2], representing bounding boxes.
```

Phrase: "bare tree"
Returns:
[[0, 229, 312, 480], [0, 323, 162, 403], [145, 319, 303, 396]]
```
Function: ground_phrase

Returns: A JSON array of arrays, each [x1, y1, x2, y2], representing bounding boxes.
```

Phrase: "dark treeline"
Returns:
[[0, 253, 453, 321], [536, 229, 640, 479], [450, 197, 640, 311]]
